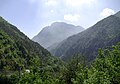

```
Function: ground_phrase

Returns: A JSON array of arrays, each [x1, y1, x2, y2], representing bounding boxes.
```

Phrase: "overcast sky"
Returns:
[[0, 0, 120, 38]]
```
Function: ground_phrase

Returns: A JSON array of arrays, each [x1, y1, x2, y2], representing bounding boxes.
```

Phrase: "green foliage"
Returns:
[[84, 43, 120, 84], [0, 30, 23, 71], [0, 16, 64, 84], [58, 54, 88, 84], [1, 41, 120, 84], [55, 43, 120, 84], [0, 16, 120, 84]]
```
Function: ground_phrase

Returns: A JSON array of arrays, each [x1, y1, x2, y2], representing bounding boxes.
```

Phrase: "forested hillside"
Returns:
[[1, 29, 120, 83], [0, 13, 120, 84], [51, 12, 120, 61], [0, 16, 64, 83]]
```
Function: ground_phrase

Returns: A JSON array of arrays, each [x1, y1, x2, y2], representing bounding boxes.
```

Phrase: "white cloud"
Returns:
[[50, 10, 54, 13], [45, 0, 57, 6], [64, 14, 80, 22], [100, 8, 115, 18], [66, 0, 96, 7]]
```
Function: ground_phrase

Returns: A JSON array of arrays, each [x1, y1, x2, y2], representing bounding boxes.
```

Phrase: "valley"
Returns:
[[0, 10, 120, 84]]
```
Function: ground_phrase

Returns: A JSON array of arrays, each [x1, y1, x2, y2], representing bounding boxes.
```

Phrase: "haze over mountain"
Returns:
[[32, 22, 84, 48], [1, 0, 119, 38], [51, 11, 120, 61]]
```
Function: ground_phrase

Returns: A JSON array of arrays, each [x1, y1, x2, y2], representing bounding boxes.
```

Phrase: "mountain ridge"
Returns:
[[32, 22, 84, 49], [51, 12, 120, 61]]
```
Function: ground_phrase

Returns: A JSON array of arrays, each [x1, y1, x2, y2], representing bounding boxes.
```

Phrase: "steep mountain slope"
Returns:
[[115, 11, 120, 18], [0, 16, 62, 72], [52, 11, 120, 61], [32, 22, 84, 48]]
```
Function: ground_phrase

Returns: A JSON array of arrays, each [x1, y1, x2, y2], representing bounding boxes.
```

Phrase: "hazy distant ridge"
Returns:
[[32, 22, 84, 49], [52, 11, 120, 61]]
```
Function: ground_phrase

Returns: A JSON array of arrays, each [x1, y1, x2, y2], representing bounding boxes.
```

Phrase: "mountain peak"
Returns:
[[51, 22, 66, 25], [51, 22, 73, 27], [32, 22, 84, 48]]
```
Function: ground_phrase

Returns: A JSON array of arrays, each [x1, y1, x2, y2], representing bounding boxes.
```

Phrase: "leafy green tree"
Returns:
[[84, 43, 120, 84], [60, 54, 87, 84]]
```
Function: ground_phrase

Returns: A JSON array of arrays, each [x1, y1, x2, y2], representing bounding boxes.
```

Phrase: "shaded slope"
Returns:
[[52, 12, 120, 61]]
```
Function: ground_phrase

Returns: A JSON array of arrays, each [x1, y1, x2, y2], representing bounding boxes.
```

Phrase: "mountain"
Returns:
[[52, 11, 120, 61], [115, 11, 120, 18], [32, 22, 84, 49], [0, 16, 62, 72]]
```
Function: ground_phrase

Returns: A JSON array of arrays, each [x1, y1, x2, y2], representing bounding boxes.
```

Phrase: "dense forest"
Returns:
[[0, 16, 63, 84], [0, 13, 120, 83], [1, 40, 120, 84]]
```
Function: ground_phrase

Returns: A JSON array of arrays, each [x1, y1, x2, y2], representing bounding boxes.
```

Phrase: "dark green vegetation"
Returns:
[[1, 33, 120, 84], [0, 16, 64, 83], [51, 11, 120, 61], [32, 22, 84, 49], [0, 11, 120, 84]]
